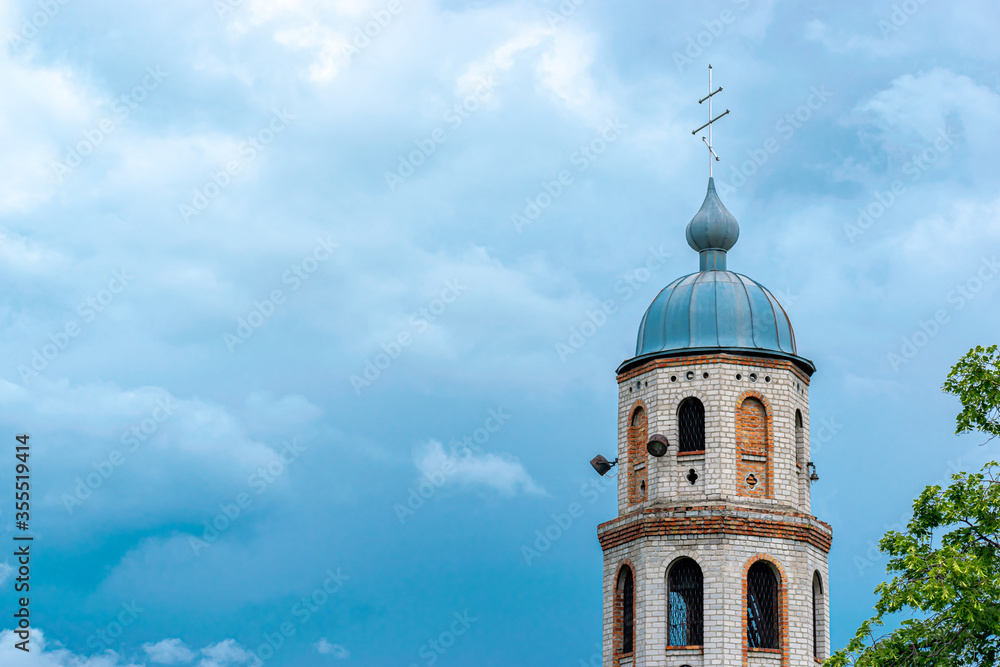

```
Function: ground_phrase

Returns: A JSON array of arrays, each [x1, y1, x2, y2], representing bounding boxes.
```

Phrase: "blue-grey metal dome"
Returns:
[[621, 178, 814, 375]]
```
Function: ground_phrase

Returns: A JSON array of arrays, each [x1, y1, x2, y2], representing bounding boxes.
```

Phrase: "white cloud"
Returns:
[[246, 0, 406, 82], [273, 25, 351, 83], [0, 631, 261, 667], [0, 53, 93, 214], [456, 25, 551, 97], [455, 21, 613, 125], [893, 196, 1000, 271], [198, 640, 256, 667], [198, 639, 253, 667], [144, 638, 197, 664], [0, 230, 67, 278], [414, 439, 545, 496], [535, 29, 606, 121], [0, 377, 321, 540], [0, 629, 141, 666], [314, 638, 349, 658], [854, 68, 1000, 145]]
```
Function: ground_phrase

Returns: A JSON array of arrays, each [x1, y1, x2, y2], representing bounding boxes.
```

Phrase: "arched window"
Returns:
[[678, 398, 705, 452], [615, 566, 635, 655], [628, 407, 648, 504], [813, 572, 824, 659], [667, 559, 703, 647], [795, 410, 805, 504], [795, 409, 805, 467], [737, 397, 769, 497], [747, 561, 779, 649]]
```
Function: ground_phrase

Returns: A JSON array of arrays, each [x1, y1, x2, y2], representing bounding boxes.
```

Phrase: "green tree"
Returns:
[[829, 345, 1000, 667]]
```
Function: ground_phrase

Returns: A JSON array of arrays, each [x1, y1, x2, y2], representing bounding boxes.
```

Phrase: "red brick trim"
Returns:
[[742, 555, 789, 667], [613, 561, 635, 667], [618, 353, 812, 386], [736, 390, 773, 499], [627, 402, 648, 505], [598, 507, 833, 553], [628, 399, 647, 415]]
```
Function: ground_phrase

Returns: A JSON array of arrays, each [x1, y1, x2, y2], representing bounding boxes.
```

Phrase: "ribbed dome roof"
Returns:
[[635, 270, 799, 354], [621, 178, 814, 375]]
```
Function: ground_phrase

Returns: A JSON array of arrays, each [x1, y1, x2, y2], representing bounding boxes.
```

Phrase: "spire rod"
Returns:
[[691, 64, 730, 178]]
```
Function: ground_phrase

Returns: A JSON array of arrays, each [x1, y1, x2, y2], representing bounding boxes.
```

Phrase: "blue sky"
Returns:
[[0, 0, 998, 665]]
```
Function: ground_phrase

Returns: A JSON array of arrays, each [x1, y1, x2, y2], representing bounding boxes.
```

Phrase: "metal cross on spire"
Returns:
[[691, 64, 730, 177]]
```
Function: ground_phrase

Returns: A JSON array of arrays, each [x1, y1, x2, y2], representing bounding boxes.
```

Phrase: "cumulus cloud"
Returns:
[[314, 638, 349, 658], [0, 631, 262, 667], [0, 633, 257, 667], [854, 67, 1000, 145], [0, 1, 113, 215], [1, 0, 997, 663], [243, 0, 409, 82], [144, 638, 197, 664], [456, 25, 551, 96], [455, 20, 612, 124], [0, 377, 322, 543], [414, 439, 545, 496], [0, 629, 141, 666], [535, 29, 606, 120], [198, 640, 256, 667], [273, 24, 352, 83]]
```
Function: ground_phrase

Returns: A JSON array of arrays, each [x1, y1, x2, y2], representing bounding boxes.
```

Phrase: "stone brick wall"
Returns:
[[601, 528, 830, 667], [605, 353, 827, 667], [615, 354, 811, 515]]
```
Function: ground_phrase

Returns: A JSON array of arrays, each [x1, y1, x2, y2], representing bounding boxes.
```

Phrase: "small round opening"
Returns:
[[749, 373, 758, 382], [702, 372, 709, 379], [670, 375, 677, 382], [764, 375, 771, 383], [736, 373, 742, 380], [685, 371, 695, 380]]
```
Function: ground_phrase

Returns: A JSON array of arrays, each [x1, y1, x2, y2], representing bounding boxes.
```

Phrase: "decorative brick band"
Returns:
[[598, 507, 833, 553], [617, 353, 812, 387]]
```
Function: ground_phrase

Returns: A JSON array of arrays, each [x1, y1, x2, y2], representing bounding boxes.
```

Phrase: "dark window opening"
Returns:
[[813, 573, 823, 659], [668, 559, 704, 646], [678, 398, 705, 452], [620, 567, 635, 654], [747, 562, 779, 649], [795, 409, 805, 466]]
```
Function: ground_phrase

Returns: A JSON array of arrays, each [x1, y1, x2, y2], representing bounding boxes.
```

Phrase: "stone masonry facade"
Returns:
[[600, 353, 831, 667]]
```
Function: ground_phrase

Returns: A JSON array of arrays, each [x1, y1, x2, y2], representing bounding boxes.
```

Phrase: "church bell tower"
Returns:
[[597, 70, 832, 667]]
